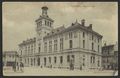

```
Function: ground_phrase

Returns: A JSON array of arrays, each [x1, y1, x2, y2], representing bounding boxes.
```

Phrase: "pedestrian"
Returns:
[[13, 63, 16, 72], [20, 62, 24, 72]]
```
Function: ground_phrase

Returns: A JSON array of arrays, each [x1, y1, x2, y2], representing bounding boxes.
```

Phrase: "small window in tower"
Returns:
[[45, 20, 46, 25], [50, 22, 51, 27], [48, 21, 49, 26]]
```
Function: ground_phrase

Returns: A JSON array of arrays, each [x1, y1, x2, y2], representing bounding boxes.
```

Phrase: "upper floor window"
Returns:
[[60, 38, 63, 51], [92, 35, 94, 40], [60, 56, 63, 64], [49, 41, 52, 52], [92, 42, 94, 50], [98, 60, 100, 67], [83, 40, 85, 48], [38, 44, 41, 53], [65, 34, 68, 40], [45, 20, 47, 25], [21, 50, 22, 55], [40, 21, 42, 26], [98, 38, 99, 43], [83, 32, 85, 38], [69, 32, 73, 39], [98, 45, 99, 52], [93, 56, 95, 63], [44, 42, 47, 52], [50, 22, 51, 27], [74, 31, 77, 38], [90, 56, 92, 63], [54, 40, 57, 51], [69, 40, 73, 49]]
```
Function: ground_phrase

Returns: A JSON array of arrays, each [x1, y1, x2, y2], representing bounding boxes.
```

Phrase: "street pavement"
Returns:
[[3, 67, 116, 76]]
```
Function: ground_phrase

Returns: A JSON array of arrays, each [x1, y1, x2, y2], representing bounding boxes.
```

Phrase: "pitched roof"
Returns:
[[19, 37, 36, 46], [44, 21, 102, 39]]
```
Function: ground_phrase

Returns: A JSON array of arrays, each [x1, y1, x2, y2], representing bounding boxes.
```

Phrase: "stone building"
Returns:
[[3, 51, 19, 67], [102, 42, 118, 70], [19, 6, 103, 70]]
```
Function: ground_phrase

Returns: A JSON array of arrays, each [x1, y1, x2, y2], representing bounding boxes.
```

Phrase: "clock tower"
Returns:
[[35, 6, 54, 54]]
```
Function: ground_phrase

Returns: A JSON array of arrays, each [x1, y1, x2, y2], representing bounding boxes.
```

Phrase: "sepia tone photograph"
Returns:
[[2, 2, 118, 76]]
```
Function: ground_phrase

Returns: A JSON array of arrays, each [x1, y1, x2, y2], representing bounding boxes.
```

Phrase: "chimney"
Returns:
[[72, 23, 74, 26], [104, 43, 107, 46], [88, 24, 92, 29], [81, 19, 85, 26]]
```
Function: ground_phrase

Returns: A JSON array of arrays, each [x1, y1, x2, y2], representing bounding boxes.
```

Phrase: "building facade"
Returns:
[[102, 42, 118, 70], [19, 6, 103, 70], [3, 51, 19, 67]]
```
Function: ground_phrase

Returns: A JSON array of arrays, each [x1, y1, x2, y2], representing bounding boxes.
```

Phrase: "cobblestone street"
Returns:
[[3, 67, 116, 76]]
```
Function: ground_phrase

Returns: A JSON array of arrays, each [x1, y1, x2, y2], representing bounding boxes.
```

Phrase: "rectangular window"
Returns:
[[65, 34, 68, 40], [92, 43, 94, 50], [60, 38, 63, 51], [93, 56, 95, 63], [49, 41, 52, 52], [98, 45, 99, 52], [98, 60, 100, 67], [44, 42, 47, 52], [98, 38, 99, 43], [83, 40, 85, 48], [54, 57, 57, 63], [67, 55, 70, 62], [38, 44, 41, 53], [92, 35, 94, 40], [21, 50, 22, 55], [83, 32, 85, 38], [60, 56, 63, 64], [69, 32, 72, 39], [83, 58, 85, 66], [49, 57, 51, 63], [54, 40, 57, 51], [91, 56, 92, 63], [50, 22, 51, 27], [74, 32, 77, 38], [69, 40, 73, 49]]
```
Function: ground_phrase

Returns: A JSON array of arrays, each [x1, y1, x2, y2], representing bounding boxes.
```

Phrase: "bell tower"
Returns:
[[42, 6, 48, 16], [35, 6, 54, 54]]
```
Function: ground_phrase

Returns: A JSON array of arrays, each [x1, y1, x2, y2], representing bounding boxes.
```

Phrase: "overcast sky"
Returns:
[[3, 2, 118, 51]]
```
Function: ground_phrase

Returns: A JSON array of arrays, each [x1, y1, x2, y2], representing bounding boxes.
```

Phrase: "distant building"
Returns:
[[3, 51, 19, 67], [19, 6, 103, 70], [102, 42, 118, 70]]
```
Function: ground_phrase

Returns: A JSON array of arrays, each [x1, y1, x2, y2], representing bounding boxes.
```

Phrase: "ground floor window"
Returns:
[[49, 57, 51, 63], [54, 57, 57, 63], [37, 58, 40, 66], [60, 56, 63, 64], [44, 57, 46, 66], [67, 55, 70, 62]]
